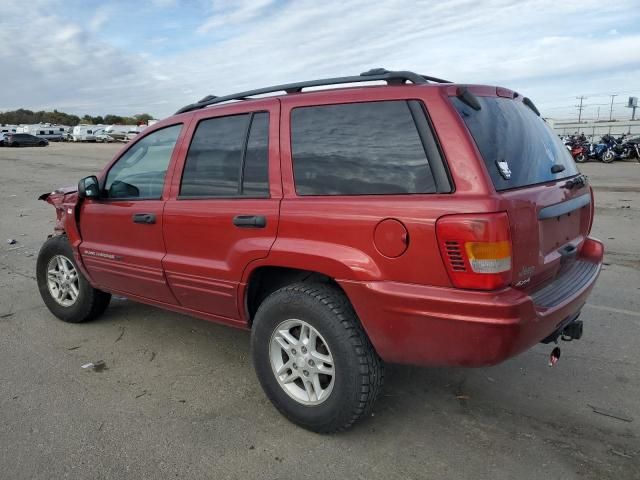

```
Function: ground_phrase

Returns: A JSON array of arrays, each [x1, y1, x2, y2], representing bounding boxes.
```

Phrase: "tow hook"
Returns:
[[561, 320, 583, 341]]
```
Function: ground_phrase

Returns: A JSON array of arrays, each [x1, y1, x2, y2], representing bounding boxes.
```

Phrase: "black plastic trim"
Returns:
[[538, 193, 590, 220], [531, 260, 599, 309]]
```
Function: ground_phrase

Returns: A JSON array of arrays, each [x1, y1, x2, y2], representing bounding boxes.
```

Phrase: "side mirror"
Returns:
[[78, 175, 100, 199]]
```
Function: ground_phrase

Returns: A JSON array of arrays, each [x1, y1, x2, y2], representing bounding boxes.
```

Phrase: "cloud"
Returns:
[[88, 7, 112, 32], [0, 0, 638, 119], [197, 0, 276, 34]]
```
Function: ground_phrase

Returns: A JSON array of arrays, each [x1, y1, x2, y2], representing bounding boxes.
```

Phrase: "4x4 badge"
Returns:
[[496, 160, 511, 180]]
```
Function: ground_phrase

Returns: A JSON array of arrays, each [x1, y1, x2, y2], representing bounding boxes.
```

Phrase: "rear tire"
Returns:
[[601, 150, 615, 163], [36, 235, 111, 323], [251, 282, 383, 433]]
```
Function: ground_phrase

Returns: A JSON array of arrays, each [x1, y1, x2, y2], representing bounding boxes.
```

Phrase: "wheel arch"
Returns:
[[243, 265, 352, 328]]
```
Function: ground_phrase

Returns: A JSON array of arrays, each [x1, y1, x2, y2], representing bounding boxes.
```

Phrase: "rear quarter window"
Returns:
[[452, 96, 578, 191], [290, 100, 437, 195]]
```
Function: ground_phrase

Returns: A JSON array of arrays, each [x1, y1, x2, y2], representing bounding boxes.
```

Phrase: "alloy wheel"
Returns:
[[46, 255, 80, 307], [269, 319, 335, 405]]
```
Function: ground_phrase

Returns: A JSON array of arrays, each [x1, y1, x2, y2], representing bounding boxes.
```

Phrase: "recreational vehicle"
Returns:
[[0, 124, 19, 134], [71, 125, 105, 142], [17, 124, 68, 141]]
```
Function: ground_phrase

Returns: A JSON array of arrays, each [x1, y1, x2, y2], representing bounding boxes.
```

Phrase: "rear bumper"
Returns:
[[339, 237, 604, 367]]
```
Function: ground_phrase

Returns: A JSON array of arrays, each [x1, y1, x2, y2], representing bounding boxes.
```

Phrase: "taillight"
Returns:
[[436, 212, 512, 290]]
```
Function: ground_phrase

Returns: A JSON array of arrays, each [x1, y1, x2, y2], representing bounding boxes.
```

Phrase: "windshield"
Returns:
[[452, 96, 578, 191]]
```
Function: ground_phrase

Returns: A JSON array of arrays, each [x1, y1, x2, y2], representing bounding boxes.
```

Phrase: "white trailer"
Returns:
[[72, 124, 105, 142], [0, 124, 19, 134], [23, 124, 69, 141]]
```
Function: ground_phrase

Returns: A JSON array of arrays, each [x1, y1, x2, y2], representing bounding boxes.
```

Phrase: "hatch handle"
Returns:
[[558, 244, 578, 265]]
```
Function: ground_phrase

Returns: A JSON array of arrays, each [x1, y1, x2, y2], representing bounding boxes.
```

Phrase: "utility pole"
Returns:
[[609, 94, 617, 121], [596, 106, 600, 121], [576, 96, 587, 123]]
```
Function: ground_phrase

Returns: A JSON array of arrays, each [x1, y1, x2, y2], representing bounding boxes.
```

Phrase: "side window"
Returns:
[[291, 100, 437, 195], [105, 124, 182, 199], [180, 112, 269, 197], [242, 112, 269, 196]]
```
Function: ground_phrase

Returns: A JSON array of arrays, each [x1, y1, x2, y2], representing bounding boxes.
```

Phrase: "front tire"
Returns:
[[575, 153, 587, 163], [36, 235, 111, 323], [251, 282, 383, 433]]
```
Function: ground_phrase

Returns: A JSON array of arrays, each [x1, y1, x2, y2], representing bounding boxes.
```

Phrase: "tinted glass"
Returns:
[[105, 124, 182, 199], [180, 114, 249, 197], [242, 112, 269, 196], [452, 96, 578, 191], [291, 101, 436, 195]]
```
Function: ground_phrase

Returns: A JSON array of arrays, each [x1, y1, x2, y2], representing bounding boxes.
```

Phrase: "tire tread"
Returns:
[[261, 282, 384, 433]]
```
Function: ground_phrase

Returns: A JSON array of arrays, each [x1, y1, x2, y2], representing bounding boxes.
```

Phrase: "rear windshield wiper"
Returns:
[[551, 164, 565, 174], [523, 97, 540, 116]]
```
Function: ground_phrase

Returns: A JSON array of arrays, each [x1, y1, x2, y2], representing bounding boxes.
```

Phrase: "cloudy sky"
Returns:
[[1, 0, 639, 120]]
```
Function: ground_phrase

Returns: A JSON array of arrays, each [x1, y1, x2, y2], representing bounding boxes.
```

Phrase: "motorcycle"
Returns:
[[622, 138, 640, 161], [570, 142, 589, 163], [589, 135, 616, 163]]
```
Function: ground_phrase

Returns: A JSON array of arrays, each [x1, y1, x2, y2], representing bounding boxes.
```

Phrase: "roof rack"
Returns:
[[175, 68, 451, 114]]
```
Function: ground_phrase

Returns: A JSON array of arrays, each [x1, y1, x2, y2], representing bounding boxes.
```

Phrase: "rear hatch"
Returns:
[[451, 91, 592, 291]]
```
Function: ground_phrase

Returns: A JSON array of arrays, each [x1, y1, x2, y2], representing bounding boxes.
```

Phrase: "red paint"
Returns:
[[41, 81, 604, 367]]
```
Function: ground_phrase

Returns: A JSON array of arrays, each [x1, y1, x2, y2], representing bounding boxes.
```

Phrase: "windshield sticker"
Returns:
[[496, 160, 511, 180]]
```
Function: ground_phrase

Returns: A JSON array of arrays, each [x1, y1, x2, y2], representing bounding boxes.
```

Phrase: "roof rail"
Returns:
[[175, 68, 451, 114]]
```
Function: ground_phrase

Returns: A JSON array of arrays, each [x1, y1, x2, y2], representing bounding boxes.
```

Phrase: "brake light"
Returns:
[[436, 212, 512, 290]]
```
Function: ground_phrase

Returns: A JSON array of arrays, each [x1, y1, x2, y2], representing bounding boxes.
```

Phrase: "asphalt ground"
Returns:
[[1, 142, 638, 479]]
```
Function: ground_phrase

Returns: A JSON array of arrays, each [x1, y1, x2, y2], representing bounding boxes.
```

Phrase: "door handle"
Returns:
[[233, 215, 266, 228], [132, 213, 156, 224]]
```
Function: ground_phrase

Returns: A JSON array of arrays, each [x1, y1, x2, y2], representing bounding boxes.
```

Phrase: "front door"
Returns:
[[79, 123, 186, 304], [162, 99, 281, 321]]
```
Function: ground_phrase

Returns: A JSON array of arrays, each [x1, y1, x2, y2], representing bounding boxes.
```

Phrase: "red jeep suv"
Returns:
[[36, 69, 603, 432]]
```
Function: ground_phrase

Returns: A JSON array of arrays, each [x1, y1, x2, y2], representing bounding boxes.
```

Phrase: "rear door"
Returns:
[[79, 123, 186, 303], [451, 92, 591, 290], [162, 99, 281, 321]]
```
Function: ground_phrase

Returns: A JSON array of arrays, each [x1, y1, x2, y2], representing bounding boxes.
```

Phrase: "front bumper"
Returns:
[[339, 237, 604, 367]]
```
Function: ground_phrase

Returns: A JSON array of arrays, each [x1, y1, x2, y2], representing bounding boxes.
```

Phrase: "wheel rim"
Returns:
[[46, 255, 80, 307], [269, 319, 335, 405]]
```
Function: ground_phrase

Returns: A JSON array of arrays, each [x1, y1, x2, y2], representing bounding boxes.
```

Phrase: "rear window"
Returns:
[[291, 101, 437, 195], [452, 96, 578, 191]]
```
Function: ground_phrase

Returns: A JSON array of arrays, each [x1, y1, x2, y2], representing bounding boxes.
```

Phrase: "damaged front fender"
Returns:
[[39, 185, 78, 235], [39, 185, 93, 282]]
